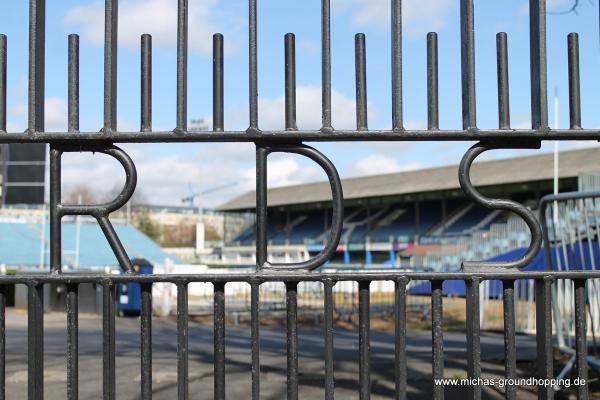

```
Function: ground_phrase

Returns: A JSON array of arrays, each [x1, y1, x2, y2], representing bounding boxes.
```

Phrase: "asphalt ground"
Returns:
[[3, 309, 539, 399]]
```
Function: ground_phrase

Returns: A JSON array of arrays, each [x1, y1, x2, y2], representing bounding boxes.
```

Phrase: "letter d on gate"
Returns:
[[255, 144, 343, 271]]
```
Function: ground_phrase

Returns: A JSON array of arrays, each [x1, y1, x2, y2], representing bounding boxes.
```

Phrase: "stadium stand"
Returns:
[[0, 220, 180, 269], [218, 147, 600, 266]]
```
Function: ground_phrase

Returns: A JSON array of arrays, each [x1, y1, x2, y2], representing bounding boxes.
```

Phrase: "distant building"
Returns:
[[0, 143, 46, 205], [118, 205, 253, 262]]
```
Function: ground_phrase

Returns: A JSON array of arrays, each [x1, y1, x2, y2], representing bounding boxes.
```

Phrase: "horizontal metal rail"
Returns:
[[3, 271, 600, 284], [0, 130, 597, 143]]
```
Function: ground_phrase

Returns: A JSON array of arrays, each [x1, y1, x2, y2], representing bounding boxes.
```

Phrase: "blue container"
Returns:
[[117, 258, 153, 316]]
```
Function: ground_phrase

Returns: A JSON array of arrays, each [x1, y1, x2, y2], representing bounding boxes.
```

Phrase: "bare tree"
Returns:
[[64, 184, 98, 204], [104, 184, 148, 206], [134, 212, 159, 241], [162, 221, 196, 247], [547, 0, 589, 15]]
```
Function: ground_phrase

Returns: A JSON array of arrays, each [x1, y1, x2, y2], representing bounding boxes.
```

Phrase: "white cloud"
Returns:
[[298, 39, 320, 56], [45, 98, 68, 131], [334, 0, 453, 37], [352, 154, 421, 176], [9, 96, 67, 132], [262, 158, 302, 187], [405, 120, 427, 130], [230, 85, 375, 131], [61, 143, 256, 208], [239, 156, 321, 189], [513, 120, 531, 130], [61, 141, 333, 207], [64, 0, 222, 54]]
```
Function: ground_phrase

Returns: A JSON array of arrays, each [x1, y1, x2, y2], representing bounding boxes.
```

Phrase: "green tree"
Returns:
[[135, 212, 159, 242]]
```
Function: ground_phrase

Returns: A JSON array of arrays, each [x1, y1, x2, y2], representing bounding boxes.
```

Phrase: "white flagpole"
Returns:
[[553, 88, 560, 224]]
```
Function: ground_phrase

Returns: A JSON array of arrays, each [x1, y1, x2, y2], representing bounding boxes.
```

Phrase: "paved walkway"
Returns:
[[3, 309, 539, 399]]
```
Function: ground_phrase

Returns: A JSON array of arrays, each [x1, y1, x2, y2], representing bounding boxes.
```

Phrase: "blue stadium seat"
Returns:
[[228, 199, 504, 246], [0, 221, 180, 268], [445, 206, 491, 233]]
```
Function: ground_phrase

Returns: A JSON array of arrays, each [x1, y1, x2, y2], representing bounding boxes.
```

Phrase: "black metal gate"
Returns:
[[0, 0, 597, 399]]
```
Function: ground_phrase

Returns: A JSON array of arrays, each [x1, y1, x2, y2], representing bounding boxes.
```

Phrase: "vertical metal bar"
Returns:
[[395, 278, 407, 400], [256, 147, 268, 269], [432, 280, 444, 400], [355, 34, 368, 131], [323, 279, 335, 400], [28, 0, 45, 133], [68, 34, 79, 133], [529, 0, 548, 129], [141, 34, 152, 132], [250, 282, 260, 400], [567, 32, 581, 129], [286, 282, 298, 400], [466, 278, 481, 400], [0, 286, 5, 400], [285, 34, 297, 131], [0, 35, 6, 132], [102, 282, 116, 400], [496, 32, 510, 130], [213, 34, 224, 132], [177, 282, 188, 400], [535, 278, 553, 399], [175, 0, 188, 132], [358, 281, 370, 400], [502, 280, 516, 400], [66, 284, 78, 400], [572, 209, 585, 269], [321, 0, 332, 131], [391, 0, 402, 130], [460, 0, 476, 129], [248, 0, 258, 131], [214, 282, 226, 400], [96, 216, 133, 273], [28, 283, 44, 400], [427, 32, 439, 130], [574, 279, 588, 399], [104, 0, 118, 132], [49, 147, 61, 274], [140, 283, 152, 400]]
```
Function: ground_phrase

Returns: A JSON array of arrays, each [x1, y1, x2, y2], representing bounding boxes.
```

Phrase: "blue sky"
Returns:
[[1, 0, 599, 207]]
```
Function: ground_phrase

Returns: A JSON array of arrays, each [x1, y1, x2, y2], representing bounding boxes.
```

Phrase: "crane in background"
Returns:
[[181, 182, 238, 216], [182, 182, 238, 254]]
